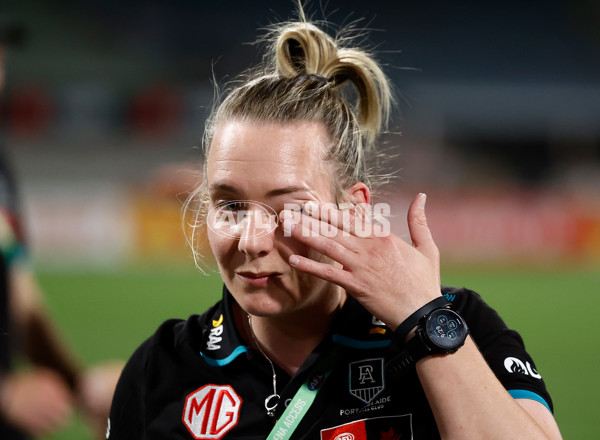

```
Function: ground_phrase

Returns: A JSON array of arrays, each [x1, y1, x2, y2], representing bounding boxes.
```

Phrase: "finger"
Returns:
[[304, 201, 353, 231], [26, 403, 67, 437], [407, 193, 439, 261], [38, 373, 74, 426], [289, 254, 356, 288], [281, 209, 359, 249], [303, 201, 371, 237], [282, 213, 358, 267]]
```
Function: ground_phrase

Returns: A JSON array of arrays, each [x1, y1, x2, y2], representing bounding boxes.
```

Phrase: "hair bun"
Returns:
[[275, 23, 337, 78], [272, 21, 391, 144]]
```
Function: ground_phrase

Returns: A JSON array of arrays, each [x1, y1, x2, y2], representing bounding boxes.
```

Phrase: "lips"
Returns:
[[236, 271, 281, 287]]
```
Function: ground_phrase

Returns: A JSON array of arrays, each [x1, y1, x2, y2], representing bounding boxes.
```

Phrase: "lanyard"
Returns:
[[266, 349, 339, 440]]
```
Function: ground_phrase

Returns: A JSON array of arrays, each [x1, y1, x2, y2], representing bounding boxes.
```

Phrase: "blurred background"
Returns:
[[0, 0, 598, 438]]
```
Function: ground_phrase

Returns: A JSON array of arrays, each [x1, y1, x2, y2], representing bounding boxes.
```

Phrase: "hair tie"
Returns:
[[293, 73, 331, 88]]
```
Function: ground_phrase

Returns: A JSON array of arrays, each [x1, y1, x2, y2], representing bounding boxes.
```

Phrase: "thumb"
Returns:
[[407, 193, 439, 260]]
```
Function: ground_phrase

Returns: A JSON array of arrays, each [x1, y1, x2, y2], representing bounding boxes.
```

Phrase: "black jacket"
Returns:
[[108, 285, 552, 439]]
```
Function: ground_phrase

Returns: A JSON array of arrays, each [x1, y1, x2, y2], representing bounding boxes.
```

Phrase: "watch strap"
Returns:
[[386, 329, 432, 375], [395, 296, 450, 341]]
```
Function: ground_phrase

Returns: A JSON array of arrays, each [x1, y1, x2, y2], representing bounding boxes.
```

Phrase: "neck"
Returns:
[[239, 289, 346, 376]]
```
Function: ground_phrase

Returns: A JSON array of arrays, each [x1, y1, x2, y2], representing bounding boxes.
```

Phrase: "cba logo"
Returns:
[[183, 384, 242, 439]]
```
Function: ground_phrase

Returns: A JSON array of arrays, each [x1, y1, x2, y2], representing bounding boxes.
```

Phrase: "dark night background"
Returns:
[[1, 0, 599, 264]]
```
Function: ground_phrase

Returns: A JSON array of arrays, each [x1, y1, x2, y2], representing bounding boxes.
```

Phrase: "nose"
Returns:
[[237, 208, 275, 258]]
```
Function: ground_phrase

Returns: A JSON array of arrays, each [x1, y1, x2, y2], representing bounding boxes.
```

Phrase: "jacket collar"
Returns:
[[199, 285, 392, 367]]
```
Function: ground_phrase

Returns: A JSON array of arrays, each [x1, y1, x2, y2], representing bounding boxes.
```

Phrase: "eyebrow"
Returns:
[[209, 183, 311, 198], [266, 186, 312, 198]]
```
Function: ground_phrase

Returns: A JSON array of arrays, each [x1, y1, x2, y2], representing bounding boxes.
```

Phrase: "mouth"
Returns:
[[236, 271, 282, 287]]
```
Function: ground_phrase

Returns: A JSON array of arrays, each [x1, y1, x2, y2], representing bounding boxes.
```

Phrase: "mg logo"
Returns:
[[334, 434, 355, 440], [182, 384, 242, 439]]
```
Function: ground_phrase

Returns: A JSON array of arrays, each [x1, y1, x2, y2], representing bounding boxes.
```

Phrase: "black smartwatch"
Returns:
[[387, 308, 469, 375], [395, 296, 451, 341]]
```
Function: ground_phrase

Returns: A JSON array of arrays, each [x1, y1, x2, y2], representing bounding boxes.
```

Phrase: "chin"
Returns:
[[230, 284, 292, 317], [240, 295, 290, 318]]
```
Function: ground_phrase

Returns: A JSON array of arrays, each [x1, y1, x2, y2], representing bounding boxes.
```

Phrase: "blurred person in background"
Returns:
[[0, 15, 121, 439]]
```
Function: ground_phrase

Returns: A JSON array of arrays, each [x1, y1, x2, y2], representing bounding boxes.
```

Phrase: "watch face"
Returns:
[[425, 309, 468, 349]]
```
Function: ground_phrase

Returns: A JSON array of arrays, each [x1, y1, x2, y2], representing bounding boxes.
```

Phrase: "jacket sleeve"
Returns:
[[445, 286, 554, 413]]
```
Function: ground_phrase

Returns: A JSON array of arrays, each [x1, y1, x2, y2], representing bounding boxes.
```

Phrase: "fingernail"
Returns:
[[304, 201, 318, 214], [280, 210, 293, 221], [418, 193, 427, 210], [289, 255, 300, 266]]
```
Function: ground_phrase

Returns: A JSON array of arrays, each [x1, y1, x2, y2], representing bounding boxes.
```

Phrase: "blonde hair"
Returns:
[[185, 11, 393, 268]]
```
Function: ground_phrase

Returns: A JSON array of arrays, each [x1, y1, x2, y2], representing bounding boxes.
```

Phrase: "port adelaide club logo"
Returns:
[[182, 384, 242, 439], [349, 358, 385, 404]]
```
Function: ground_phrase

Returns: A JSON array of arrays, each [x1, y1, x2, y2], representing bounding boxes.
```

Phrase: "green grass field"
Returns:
[[36, 264, 599, 439]]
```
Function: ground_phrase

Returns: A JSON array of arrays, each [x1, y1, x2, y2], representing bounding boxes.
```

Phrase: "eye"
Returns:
[[217, 201, 249, 212], [209, 201, 251, 228]]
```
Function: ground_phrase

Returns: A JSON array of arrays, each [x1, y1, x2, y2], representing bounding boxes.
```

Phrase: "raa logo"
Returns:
[[207, 314, 224, 351], [182, 384, 242, 439], [369, 316, 387, 335]]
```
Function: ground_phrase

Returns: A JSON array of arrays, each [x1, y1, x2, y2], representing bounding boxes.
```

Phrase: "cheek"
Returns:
[[207, 230, 235, 264], [276, 232, 327, 268], [275, 227, 310, 259], [276, 227, 337, 266]]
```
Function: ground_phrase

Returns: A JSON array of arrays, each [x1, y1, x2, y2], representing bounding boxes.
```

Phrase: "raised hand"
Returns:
[[281, 193, 442, 329]]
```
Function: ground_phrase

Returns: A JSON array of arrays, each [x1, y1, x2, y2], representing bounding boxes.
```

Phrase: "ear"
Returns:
[[345, 182, 371, 205]]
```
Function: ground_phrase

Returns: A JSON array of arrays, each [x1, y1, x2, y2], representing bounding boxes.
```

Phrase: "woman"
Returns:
[[108, 13, 562, 440]]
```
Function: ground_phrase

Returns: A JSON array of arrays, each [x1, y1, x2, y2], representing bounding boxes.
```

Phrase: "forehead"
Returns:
[[207, 120, 333, 196]]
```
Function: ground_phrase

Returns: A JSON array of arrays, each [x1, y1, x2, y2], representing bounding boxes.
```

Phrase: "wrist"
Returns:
[[387, 307, 469, 375], [394, 296, 451, 341]]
